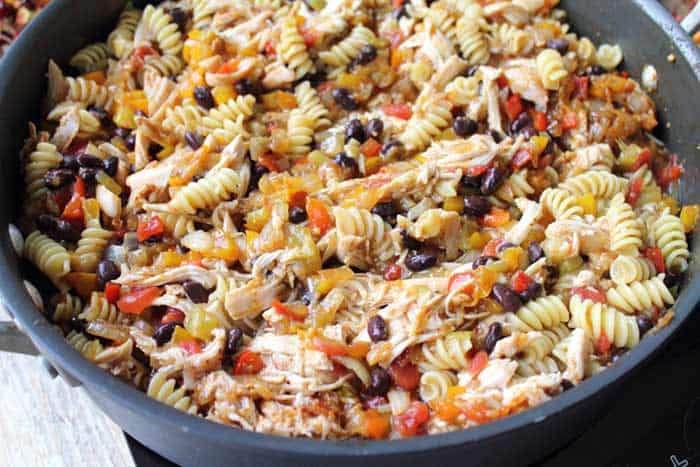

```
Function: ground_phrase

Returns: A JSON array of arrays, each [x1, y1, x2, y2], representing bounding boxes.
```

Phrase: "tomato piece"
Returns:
[[116, 287, 162, 314], [162, 308, 186, 325], [595, 333, 611, 355], [481, 208, 511, 228], [394, 402, 430, 437], [361, 138, 382, 158], [234, 350, 264, 375], [533, 111, 548, 131], [482, 238, 504, 257], [643, 247, 665, 274], [289, 190, 308, 208], [382, 103, 412, 120], [136, 216, 165, 242], [392, 0, 405, 7], [496, 75, 508, 88], [561, 112, 579, 130], [180, 339, 202, 355], [511, 149, 533, 170], [469, 350, 489, 376], [263, 40, 276, 56], [573, 285, 607, 304], [466, 164, 490, 177], [448, 272, 475, 295], [383, 263, 403, 281], [504, 93, 523, 121], [389, 360, 420, 391], [365, 410, 391, 439], [574, 76, 589, 99], [271, 299, 307, 321], [306, 198, 332, 235], [626, 177, 643, 205], [511, 271, 532, 293], [630, 148, 652, 171], [104, 282, 121, 304], [313, 336, 349, 357], [657, 164, 683, 190]]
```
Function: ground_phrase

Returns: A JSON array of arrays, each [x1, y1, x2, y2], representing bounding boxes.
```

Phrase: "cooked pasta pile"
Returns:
[[16, 0, 698, 439]]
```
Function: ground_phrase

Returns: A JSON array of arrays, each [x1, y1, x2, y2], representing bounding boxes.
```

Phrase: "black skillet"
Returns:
[[0, 1, 699, 465]]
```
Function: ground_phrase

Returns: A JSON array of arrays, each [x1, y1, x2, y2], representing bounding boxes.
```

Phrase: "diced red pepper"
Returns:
[[504, 94, 523, 121], [389, 360, 420, 391], [136, 216, 165, 242], [561, 112, 579, 130], [104, 282, 121, 304], [448, 272, 475, 295], [289, 191, 308, 208], [511, 271, 533, 293], [382, 103, 412, 120], [313, 336, 348, 357], [233, 350, 264, 375], [61, 176, 86, 222], [364, 410, 391, 439], [657, 164, 683, 190], [271, 299, 307, 321], [394, 402, 430, 437], [180, 339, 202, 355], [631, 148, 652, 171], [573, 285, 607, 304], [162, 308, 186, 325], [130, 45, 157, 68], [482, 238, 504, 257], [643, 247, 665, 274], [392, 0, 405, 8], [361, 138, 382, 158], [469, 350, 489, 376], [466, 164, 490, 177], [383, 263, 403, 281], [511, 149, 533, 170], [496, 75, 509, 88], [574, 76, 590, 99], [116, 287, 162, 314], [533, 111, 548, 131], [626, 177, 643, 205], [307, 198, 332, 235], [595, 334, 611, 355]]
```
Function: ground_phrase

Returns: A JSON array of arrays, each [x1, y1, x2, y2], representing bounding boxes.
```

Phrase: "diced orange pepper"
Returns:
[[365, 410, 391, 439], [306, 198, 332, 235], [481, 208, 510, 227]]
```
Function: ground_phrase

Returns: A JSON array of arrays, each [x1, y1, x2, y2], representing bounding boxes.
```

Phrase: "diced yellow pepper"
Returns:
[[157, 250, 184, 268], [185, 308, 221, 340], [364, 156, 382, 175], [212, 85, 237, 106], [501, 246, 525, 271], [467, 231, 490, 250], [82, 198, 100, 222], [680, 204, 699, 232], [245, 207, 270, 232], [262, 91, 297, 110], [443, 196, 464, 213], [309, 266, 354, 296], [576, 193, 596, 216], [336, 72, 362, 91], [113, 105, 136, 129], [531, 135, 549, 156], [171, 326, 194, 345], [661, 195, 679, 215]]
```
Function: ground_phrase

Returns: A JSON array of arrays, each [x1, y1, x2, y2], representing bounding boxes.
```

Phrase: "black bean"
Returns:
[[480, 167, 504, 195], [367, 118, 383, 139], [334, 152, 358, 171], [194, 86, 215, 109], [461, 173, 482, 189], [518, 281, 542, 303], [70, 315, 87, 333], [345, 118, 367, 143], [225, 327, 244, 355], [169, 7, 188, 31], [183, 280, 211, 303], [77, 153, 103, 168], [520, 126, 537, 140], [400, 229, 422, 250], [88, 106, 109, 124], [371, 202, 396, 219], [380, 139, 404, 160], [185, 131, 204, 150], [148, 142, 163, 159], [406, 249, 438, 272], [368, 367, 391, 396], [489, 129, 503, 143], [484, 322, 503, 354], [463, 195, 491, 217], [636, 315, 654, 336], [248, 162, 269, 193], [528, 242, 545, 263], [496, 242, 515, 254], [39, 215, 80, 243], [663, 273, 680, 288], [43, 169, 74, 189], [561, 379, 574, 391], [102, 157, 119, 177], [453, 116, 478, 138], [492, 283, 522, 313], [235, 79, 260, 96], [472, 255, 498, 269], [546, 38, 569, 55], [78, 167, 97, 184], [356, 44, 378, 65], [60, 155, 80, 171], [368, 315, 388, 342], [154, 322, 177, 346], [96, 260, 120, 287], [124, 133, 136, 151], [332, 87, 358, 110], [588, 65, 605, 76], [289, 206, 307, 224], [511, 112, 532, 134]]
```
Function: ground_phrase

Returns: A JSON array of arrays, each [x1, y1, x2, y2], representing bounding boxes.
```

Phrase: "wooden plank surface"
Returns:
[[0, 308, 135, 467]]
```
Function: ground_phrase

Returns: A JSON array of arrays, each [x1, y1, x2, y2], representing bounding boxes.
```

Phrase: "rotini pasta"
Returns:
[[569, 295, 639, 348], [24, 231, 70, 286], [536, 49, 567, 90], [605, 275, 674, 314], [651, 209, 690, 273], [508, 295, 569, 332]]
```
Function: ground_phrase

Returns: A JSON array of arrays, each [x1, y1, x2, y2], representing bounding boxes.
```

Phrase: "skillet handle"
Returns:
[[0, 320, 40, 355], [681, 3, 700, 35]]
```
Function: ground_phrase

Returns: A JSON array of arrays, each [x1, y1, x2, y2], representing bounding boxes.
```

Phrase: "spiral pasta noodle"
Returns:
[[455, 5, 489, 65], [24, 231, 71, 286], [605, 275, 674, 314], [202, 95, 256, 134], [138, 5, 183, 56], [417, 331, 472, 371], [651, 209, 689, 273], [279, 15, 314, 79], [72, 200, 111, 273], [606, 193, 643, 254], [508, 295, 569, 332], [294, 81, 330, 130], [66, 330, 105, 361], [108, 4, 141, 58], [79, 291, 126, 324], [319, 25, 377, 69], [399, 93, 453, 152], [69, 43, 111, 73], [609, 255, 655, 285], [419, 370, 457, 402], [147, 366, 199, 415], [539, 188, 582, 219], [53, 294, 83, 322], [536, 49, 567, 90], [24, 142, 62, 202], [169, 168, 241, 214], [569, 295, 639, 348], [66, 77, 112, 109], [144, 55, 185, 77], [595, 44, 623, 71], [559, 171, 629, 199]]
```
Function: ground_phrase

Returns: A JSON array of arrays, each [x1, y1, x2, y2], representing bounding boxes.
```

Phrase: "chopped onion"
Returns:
[[96, 184, 121, 219], [333, 356, 370, 387]]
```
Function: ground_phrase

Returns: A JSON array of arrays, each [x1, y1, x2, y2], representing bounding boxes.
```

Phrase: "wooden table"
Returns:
[[0, 307, 135, 467]]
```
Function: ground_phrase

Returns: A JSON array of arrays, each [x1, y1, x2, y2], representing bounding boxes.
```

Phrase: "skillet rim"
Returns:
[[1, 0, 699, 459]]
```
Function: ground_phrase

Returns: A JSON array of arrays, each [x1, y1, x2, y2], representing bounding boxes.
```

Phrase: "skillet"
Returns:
[[0, 1, 699, 465]]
